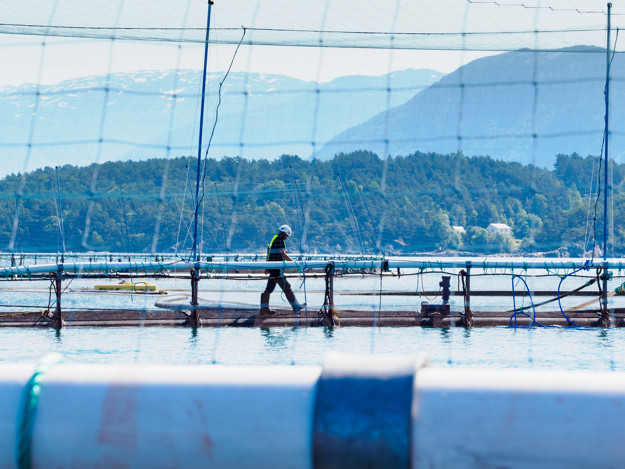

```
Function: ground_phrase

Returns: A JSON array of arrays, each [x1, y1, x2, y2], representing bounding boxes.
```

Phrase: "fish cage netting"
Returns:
[[0, 0, 624, 328], [2, 0, 625, 50], [6, 8, 625, 465]]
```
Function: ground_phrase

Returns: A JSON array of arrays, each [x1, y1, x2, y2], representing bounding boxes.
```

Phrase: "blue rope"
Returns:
[[509, 274, 544, 328], [557, 260, 593, 328], [298, 261, 309, 325], [16, 353, 65, 469]]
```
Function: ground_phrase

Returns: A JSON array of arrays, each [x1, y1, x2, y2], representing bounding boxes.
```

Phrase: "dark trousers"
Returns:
[[260, 273, 299, 311]]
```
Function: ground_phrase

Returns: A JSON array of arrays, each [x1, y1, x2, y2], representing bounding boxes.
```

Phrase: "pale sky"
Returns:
[[0, 34, 499, 87], [0, 0, 617, 87]]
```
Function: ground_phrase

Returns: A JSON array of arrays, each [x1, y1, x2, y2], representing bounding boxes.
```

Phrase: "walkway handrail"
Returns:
[[0, 258, 621, 278]]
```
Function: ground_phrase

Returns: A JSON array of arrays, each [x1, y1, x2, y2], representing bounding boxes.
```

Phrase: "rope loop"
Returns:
[[16, 353, 65, 469]]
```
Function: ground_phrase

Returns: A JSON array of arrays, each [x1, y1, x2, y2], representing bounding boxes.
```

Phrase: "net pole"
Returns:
[[192, 0, 214, 262], [604, 2, 611, 261], [602, 2, 612, 325]]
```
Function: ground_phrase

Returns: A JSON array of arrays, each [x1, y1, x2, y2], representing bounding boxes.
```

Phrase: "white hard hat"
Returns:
[[279, 225, 292, 236]]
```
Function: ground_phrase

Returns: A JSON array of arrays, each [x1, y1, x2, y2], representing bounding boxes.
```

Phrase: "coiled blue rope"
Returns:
[[15, 353, 65, 469]]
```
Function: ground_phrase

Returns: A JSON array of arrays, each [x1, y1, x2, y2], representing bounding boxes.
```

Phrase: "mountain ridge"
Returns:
[[0, 68, 442, 176], [315, 46, 622, 167]]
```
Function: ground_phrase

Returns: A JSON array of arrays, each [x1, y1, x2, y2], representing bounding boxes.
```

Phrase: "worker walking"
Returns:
[[259, 225, 302, 315]]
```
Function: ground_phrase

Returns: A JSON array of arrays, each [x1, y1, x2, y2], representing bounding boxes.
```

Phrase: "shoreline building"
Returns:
[[486, 223, 512, 236]]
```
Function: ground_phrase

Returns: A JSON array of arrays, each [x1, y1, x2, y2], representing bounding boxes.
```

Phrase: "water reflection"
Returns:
[[189, 327, 199, 348], [598, 329, 611, 344], [261, 327, 292, 349], [440, 327, 452, 342], [4, 325, 625, 371], [597, 329, 616, 370], [48, 328, 63, 344]]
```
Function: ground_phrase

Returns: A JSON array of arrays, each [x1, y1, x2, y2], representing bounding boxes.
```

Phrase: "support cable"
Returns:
[[338, 174, 366, 254], [354, 179, 381, 255], [54, 167, 66, 262], [290, 165, 304, 254], [196, 26, 247, 252]]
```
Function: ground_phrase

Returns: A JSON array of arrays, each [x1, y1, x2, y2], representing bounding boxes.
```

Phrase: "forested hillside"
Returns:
[[0, 151, 620, 256]]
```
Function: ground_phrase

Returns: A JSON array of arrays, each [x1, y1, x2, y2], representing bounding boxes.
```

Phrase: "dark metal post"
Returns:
[[464, 261, 473, 328], [440, 275, 451, 305], [189, 269, 200, 328], [329, 269, 335, 310], [323, 263, 337, 326], [52, 265, 63, 329], [601, 264, 611, 328]]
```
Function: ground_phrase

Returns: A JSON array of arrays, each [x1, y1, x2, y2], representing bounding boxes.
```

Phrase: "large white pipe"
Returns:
[[0, 365, 33, 469], [1, 363, 320, 469], [3, 358, 625, 468], [414, 368, 625, 469]]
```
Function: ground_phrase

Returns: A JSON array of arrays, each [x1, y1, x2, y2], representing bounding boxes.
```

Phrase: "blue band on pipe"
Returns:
[[313, 354, 422, 469], [15, 353, 65, 469]]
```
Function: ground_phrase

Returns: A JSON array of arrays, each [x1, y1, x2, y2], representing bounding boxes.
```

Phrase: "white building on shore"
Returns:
[[486, 223, 512, 236]]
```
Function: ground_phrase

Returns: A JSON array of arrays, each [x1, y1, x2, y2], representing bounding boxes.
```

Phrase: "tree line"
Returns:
[[0, 150, 620, 256]]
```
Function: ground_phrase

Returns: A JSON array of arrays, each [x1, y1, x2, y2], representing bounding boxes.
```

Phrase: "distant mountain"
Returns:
[[0, 68, 442, 176], [316, 46, 625, 167]]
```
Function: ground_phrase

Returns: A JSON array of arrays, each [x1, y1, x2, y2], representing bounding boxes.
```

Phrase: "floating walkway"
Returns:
[[0, 257, 622, 328], [0, 305, 621, 328]]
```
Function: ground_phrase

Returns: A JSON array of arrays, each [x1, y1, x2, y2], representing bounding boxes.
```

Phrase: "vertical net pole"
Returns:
[[192, 0, 214, 262], [601, 2, 612, 327]]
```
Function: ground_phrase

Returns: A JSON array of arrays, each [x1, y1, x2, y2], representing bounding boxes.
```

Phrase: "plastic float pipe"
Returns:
[[3, 258, 625, 277], [3, 357, 625, 468], [414, 368, 625, 468], [0, 363, 319, 469], [0, 365, 32, 469]]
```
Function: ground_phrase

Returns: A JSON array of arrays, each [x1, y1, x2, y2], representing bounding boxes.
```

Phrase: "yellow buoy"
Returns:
[[94, 281, 157, 292]]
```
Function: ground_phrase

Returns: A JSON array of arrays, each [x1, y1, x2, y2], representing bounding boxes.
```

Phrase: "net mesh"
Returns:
[[1, 0, 623, 50], [0, 0, 624, 335]]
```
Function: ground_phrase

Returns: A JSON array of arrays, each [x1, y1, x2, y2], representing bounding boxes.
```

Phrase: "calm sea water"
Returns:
[[1, 256, 625, 370], [1, 326, 624, 371]]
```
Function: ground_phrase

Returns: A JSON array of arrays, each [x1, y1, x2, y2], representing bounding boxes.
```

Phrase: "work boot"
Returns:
[[292, 302, 305, 314]]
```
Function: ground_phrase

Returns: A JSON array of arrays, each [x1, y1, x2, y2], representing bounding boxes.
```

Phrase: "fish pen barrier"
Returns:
[[0, 256, 624, 329], [3, 353, 625, 468]]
